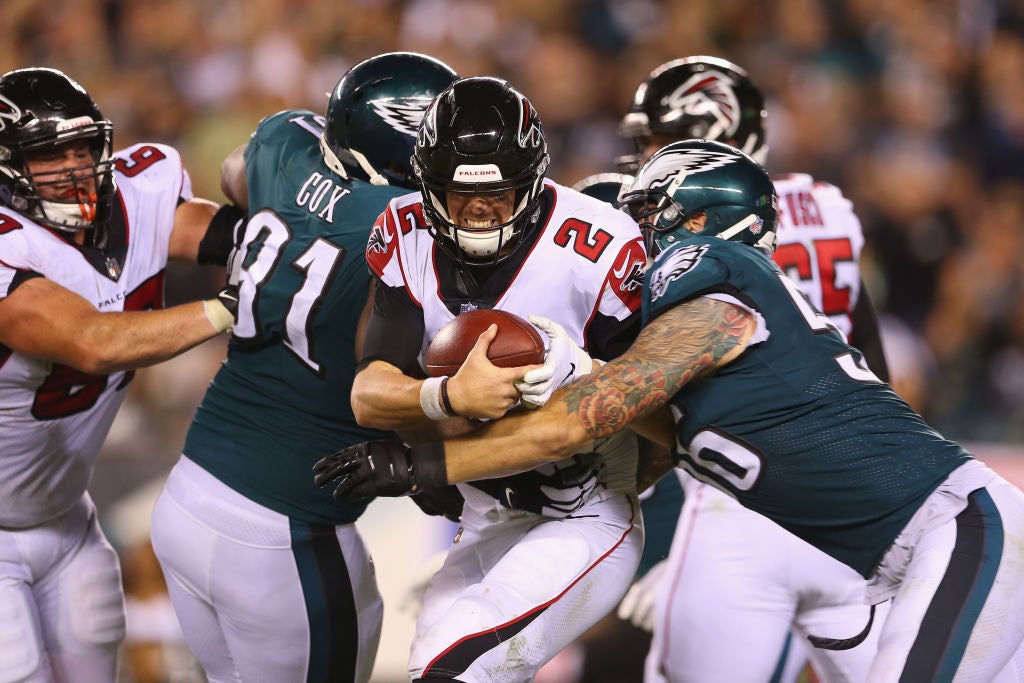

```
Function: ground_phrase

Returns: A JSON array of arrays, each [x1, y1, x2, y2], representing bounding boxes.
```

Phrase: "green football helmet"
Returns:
[[571, 172, 632, 205], [619, 139, 778, 256], [321, 52, 458, 189]]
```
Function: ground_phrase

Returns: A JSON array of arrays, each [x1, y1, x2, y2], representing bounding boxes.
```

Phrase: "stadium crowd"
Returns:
[[4, 0, 1023, 680]]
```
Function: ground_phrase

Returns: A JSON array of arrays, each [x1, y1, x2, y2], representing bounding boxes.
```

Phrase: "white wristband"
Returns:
[[419, 376, 449, 421], [203, 298, 234, 333]]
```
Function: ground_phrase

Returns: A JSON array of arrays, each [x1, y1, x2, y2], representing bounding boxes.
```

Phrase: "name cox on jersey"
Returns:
[[295, 172, 351, 223]]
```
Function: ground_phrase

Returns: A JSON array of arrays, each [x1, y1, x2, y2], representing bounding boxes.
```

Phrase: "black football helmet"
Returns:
[[412, 77, 550, 266], [618, 56, 768, 172], [619, 139, 778, 256], [321, 52, 458, 189], [571, 172, 632, 205], [0, 67, 115, 232]]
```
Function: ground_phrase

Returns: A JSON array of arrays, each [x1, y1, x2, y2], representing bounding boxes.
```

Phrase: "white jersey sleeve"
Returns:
[[771, 173, 866, 339]]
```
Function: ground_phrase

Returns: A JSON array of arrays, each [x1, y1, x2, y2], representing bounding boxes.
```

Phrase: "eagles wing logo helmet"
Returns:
[[618, 56, 768, 171], [412, 77, 550, 266], [0, 67, 115, 232], [321, 52, 458, 189], [619, 139, 778, 256]]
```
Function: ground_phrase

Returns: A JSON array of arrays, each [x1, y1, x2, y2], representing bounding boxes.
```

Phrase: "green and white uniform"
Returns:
[[151, 110, 406, 683], [644, 236, 1024, 682]]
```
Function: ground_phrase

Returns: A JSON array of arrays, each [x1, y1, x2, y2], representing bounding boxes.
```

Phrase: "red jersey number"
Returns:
[[31, 273, 165, 420], [772, 237, 854, 317]]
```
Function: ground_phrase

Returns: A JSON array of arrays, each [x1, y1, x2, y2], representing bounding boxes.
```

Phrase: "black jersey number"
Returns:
[[232, 210, 345, 374]]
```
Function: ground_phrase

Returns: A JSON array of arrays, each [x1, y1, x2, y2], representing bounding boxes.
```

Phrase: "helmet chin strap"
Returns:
[[348, 148, 390, 186], [716, 213, 759, 241], [318, 135, 350, 180], [318, 134, 389, 186]]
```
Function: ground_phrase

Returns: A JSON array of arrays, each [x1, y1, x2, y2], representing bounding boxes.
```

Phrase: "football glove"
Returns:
[[616, 559, 668, 633], [410, 485, 465, 523], [313, 440, 448, 502], [514, 315, 594, 409]]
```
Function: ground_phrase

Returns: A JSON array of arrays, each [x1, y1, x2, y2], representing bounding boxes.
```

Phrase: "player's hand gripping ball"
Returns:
[[425, 308, 546, 377]]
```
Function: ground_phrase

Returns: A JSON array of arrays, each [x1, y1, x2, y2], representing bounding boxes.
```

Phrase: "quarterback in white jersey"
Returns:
[[345, 78, 647, 683], [609, 57, 893, 683], [0, 68, 238, 682]]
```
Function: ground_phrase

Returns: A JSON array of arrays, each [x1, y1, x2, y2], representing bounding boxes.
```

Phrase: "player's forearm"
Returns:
[[351, 361, 437, 429], [64, 301, 225, 374], [443, 401, 590, 482]]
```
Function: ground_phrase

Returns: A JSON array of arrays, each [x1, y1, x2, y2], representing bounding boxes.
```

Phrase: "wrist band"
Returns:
[[419, 376, 448, 421], [203, 298, 235, 333], [440, 376, 458, 417]]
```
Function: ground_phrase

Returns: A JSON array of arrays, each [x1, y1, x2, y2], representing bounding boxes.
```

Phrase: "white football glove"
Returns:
[[514, 315, 594, 409], [616, 559, 668, 633]]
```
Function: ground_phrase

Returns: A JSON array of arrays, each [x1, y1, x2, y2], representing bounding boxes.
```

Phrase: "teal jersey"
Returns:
[[643, 237, 971, 577], [185, 110, 406, 525]]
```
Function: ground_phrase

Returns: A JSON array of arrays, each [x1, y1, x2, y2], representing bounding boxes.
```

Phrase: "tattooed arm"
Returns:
[[438, 296, 757, 483]]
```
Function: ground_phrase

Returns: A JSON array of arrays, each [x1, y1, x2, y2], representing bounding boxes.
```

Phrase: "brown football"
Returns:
[[425, 309, 546, 377]]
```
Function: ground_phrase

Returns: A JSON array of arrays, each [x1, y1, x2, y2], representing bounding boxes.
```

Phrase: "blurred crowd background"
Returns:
[[5, 0, 1023, 680]]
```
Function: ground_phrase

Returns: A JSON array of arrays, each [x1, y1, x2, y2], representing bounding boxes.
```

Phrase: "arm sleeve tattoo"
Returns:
[[559, 296, 754, 440]]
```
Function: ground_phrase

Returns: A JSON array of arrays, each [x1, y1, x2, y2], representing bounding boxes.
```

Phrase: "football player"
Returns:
[[346, 76, 648, 682], [614, 56, 892, 683], [0, 67, 240, 683], [148, 53, 458, 683], [319, 139, 1024, 682]]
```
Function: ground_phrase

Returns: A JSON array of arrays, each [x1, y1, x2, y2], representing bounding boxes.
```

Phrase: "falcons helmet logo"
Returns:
[[370, 97, 434, 137], [648, 243, 708, 302], [662, 69, 741, 138], [0, 94, 22, 132]]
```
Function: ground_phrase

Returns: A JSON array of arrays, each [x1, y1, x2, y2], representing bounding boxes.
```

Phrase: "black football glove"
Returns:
[[410, 485, 465, 523], [313, 440, 448, 502]]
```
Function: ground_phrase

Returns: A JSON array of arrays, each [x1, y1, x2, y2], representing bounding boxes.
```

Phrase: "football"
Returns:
[[425, 309, 546, 377]]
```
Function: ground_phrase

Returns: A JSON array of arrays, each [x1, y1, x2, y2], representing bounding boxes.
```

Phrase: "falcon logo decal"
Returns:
[[0, 94, 22, 132], [662, 69, 741, 137], [648, 243, 708, 302], [367, 221, 393, 254], [370, 97, 434, 137], [515, 92, 543, 149]]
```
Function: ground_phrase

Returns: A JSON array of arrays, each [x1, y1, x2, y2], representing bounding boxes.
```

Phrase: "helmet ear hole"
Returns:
[[322, 52, 459, 190], [413, 77, 550, 266]]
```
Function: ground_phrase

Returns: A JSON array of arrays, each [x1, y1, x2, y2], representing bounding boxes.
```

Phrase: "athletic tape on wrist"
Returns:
[[440, 376, 458, 416], [203, 298, 234, 333], [419, 376, 449, 421]]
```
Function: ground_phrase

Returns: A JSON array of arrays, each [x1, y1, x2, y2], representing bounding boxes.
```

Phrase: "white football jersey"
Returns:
[[0, 142, 192, 527], [771, 173, 865, 338], [367, 179, 648, 516], [368, 178, 646, 363]]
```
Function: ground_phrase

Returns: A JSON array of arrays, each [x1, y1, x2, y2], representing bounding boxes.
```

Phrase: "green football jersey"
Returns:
[[643, 236, 971, 577], [185, 110, 407, 525]]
